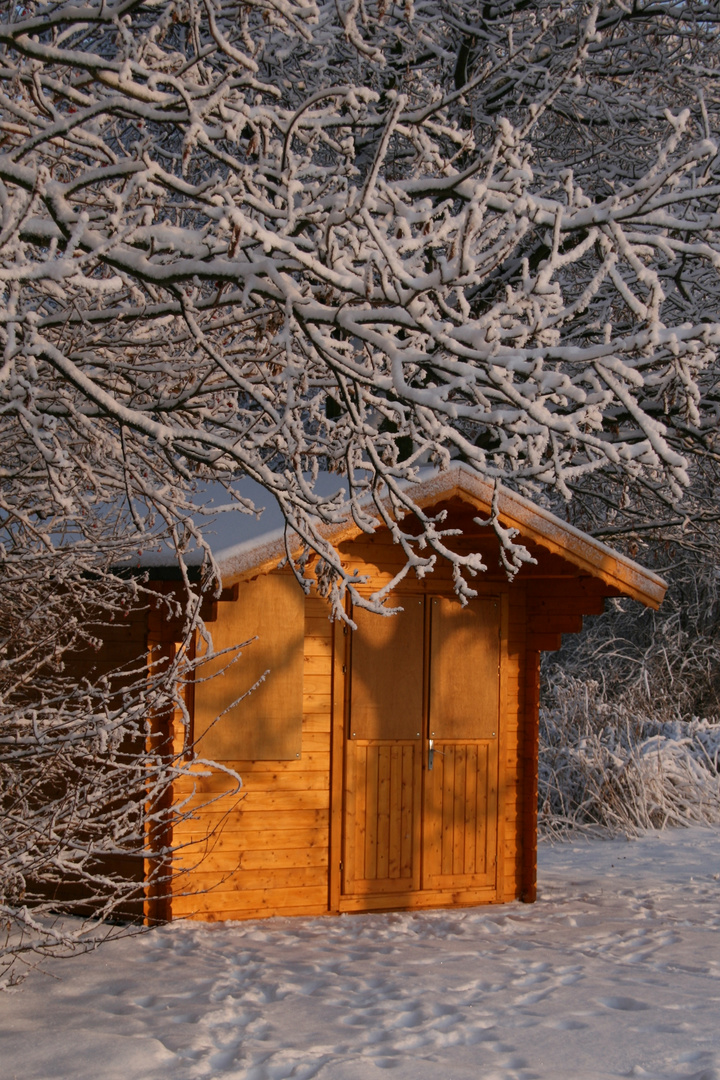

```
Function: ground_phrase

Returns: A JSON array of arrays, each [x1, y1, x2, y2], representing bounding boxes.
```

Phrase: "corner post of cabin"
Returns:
[[329, 615, 348, 913], [496, 590, 510, 903], [144, 591, 176, 925], [520, 648, 540, 903], [144, 582, 190, 926]]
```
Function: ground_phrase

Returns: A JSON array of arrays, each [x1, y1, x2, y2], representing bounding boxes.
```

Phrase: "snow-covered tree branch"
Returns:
[[0, 550, 243, 986], [2, 0, 720, 607]]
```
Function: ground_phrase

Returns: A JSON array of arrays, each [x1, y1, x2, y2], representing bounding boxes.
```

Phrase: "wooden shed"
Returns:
[[143, 466, 666, 923]]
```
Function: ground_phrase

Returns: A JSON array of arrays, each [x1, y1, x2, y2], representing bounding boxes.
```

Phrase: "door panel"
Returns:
[[343, 741, 421, 895], [342, 597, 423, 896], [423, 739, 498, 889], [429, 596, 500, 740], [349, 600, 424, 740], [424, 596, 500, 890]]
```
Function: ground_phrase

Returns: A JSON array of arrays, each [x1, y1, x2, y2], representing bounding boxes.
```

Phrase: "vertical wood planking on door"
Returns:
[[343, 738, 359, 890], [424, 740, 494, 888], [365, 745, 379, 880], [351, 742, 420, 888], [441, 744, 454, 876], [401, 745, 414, 879], [464, 745, 478, 876], [452, 745, 467, 876], [388, 745, 402, 879], [479, 743, 492, 875], [376, 746, 391, 880]]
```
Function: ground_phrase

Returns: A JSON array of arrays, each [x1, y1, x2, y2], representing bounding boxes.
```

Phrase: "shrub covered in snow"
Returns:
[[539, 674, 720, 836], [539, 552, 720, 836]]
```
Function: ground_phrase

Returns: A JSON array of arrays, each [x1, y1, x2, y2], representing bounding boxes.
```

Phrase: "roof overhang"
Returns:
[[215, 465, 667, 610]]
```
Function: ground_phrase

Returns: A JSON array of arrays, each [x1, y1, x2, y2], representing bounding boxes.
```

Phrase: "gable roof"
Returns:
[[206, 465, 666, 609]]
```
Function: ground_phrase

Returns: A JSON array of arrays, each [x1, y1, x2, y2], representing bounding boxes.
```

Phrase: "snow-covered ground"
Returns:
[[4, 828, 720, 1080]]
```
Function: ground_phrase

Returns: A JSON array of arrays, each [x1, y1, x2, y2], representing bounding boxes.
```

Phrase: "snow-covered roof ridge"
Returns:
[[210, 465, 666, 610]]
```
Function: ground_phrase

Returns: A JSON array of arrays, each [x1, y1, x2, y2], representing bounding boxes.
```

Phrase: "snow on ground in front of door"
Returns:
[[4, 827, 720, 1080]]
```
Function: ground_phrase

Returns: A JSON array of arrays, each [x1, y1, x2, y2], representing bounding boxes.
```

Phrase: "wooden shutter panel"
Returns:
[[193, 573, 304, 760]]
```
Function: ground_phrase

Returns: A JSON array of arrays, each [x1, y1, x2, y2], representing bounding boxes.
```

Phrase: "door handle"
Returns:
[[428, 738, 443, 771]]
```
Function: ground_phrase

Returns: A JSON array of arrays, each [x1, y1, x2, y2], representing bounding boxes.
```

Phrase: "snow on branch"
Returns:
[[3, 0, 720, 607]]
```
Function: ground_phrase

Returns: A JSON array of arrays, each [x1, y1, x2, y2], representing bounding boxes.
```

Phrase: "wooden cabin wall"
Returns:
[[45, 603, 150, 918], [165, 499, 617, 922], [169, 590, 333, 921]]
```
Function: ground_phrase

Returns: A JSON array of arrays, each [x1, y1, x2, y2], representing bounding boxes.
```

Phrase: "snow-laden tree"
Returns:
[[2, 0, 720, 601], [3, 0, 720, 978], [538, 530, 720, 836]]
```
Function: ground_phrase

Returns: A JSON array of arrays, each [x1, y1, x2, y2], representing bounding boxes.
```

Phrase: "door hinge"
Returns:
[[339, 861, 343, 871]]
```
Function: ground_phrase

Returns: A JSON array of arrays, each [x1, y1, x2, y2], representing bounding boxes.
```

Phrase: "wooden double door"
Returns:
[[340, 593, 504, 910]]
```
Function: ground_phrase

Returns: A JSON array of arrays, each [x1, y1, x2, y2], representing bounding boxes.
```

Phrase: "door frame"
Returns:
[[328, 586, 509, 914]]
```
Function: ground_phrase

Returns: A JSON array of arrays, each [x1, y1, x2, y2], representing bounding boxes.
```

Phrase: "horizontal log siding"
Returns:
[[502, 585, 525, 901], [170, 593, 333, 922]]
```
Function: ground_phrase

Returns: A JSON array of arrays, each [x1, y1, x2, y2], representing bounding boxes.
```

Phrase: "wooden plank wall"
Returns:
[[58, 603, 151, 918], [169, 592, 333, 921], [503, 584, 526, 901]]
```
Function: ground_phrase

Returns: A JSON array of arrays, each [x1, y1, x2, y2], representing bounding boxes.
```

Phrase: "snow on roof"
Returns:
[[135, 465, 666, 609], [130, 473, 348, 571]]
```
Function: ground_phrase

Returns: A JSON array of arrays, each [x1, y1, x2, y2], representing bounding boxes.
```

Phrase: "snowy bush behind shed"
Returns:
[[539, 551, 720, 836]]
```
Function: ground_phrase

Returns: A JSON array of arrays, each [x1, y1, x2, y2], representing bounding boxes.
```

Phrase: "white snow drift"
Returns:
[[3, 827, 720, 1080]]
